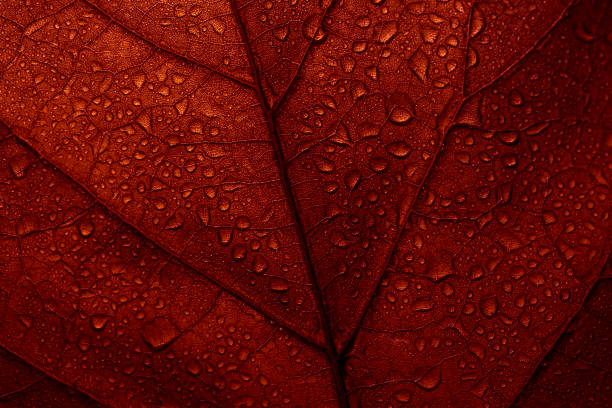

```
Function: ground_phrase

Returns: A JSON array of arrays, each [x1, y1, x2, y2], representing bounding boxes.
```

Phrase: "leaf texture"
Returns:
[[0, 127, 339, 407], [512, 259, 612, 408], [0, 0, 610, 406], [0, 347, 101, 407]]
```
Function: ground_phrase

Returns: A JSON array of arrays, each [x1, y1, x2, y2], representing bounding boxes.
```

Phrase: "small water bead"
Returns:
[[90, 315, 109, 331], [231, 245, 247, 261], [389, 107, 413, 125], [186, 360, 202, 376], [235, 216, 251, 230], [377, 21, 398, 43], [252, 255, 269, 274], [78, 219, 95, 237]]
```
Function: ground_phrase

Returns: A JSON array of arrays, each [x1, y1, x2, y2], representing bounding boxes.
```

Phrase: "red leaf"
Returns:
[[0, 0, 609, 406], [0, 130, 338, 407], [513, 259, 612, 408], [0, 347, 100, 407]]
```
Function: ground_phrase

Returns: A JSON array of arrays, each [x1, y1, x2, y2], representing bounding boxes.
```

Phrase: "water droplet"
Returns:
[[344, 170, 361, 190], [78, 219, 95, 237], [421, 27, 439, 44], [90, 315, 109, 331], [393, 279, 409, 291], [303, 15, 327, 42], [357, 122, 379, 140], [542, 211, 557, 225], [136, 113, 152, 133], [511, 266, 526, 280], [389, 107, 413, 125], [365, 65, 378, 80], [232, 245, 247, 261], [455, 152, 471, 165], [575, 22, 596, 42], [412, 298, 434, 312], [529, 273, 545, 286], [78, 335, 91, 352], [469, 343, 485, 360], [197, 206, 210, 225], [393, 390, 412, 402], [314, 156, 335, 173], [210, 18, 226, 35], [164, 213, 185, 230], [497, 131, 519, 145], [407, 2, 425, 14], [417, 365, 441, 390], [218, 197, 231, 212], [369, 157, 388, 172], [526, 122, 549, 136], [479, 296, 498, 317], [377, 21, 398, 43], [186, 359, 202, 376], [351, 81, 367, 99], [273, 25, 289, 41], [153, 198, 168, 211], [253, 254, 269, 274], [519, 311, 532, 328], [470, 7, 485, 38], [270, 278, 289, 291], [501, 153, 518, 168], [189, 121, 204, 134], [467, 47, 478, 68], [341, 55, 356, 73], [356, 15, 371, 29], [407, 50, 429, 82], [330, 231, 349, 248], [470, 265, 485, 280], [235, 216, 251, 230], [8, 155, 31, 179], [509, 90, 524, 107], [142, 317, 179, 350]]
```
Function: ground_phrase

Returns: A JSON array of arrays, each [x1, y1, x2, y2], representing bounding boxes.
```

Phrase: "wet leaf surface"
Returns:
[[0, 0, 610, 406], [512, 259, 612, 408], [0, 347, 101, 407]]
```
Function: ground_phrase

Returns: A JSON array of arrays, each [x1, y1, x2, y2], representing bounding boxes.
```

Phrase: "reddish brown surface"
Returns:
[[512, 260, 612, 408], [0, 347, 100, 407], [0, 0, 609, 407]]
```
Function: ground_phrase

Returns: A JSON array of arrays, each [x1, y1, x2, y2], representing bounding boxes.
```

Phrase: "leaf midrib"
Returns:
[[227, 1, 350, 406]]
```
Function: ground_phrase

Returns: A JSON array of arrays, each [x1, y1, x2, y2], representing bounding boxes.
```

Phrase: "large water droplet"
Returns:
[[141, 317, 179, 350]]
